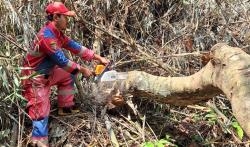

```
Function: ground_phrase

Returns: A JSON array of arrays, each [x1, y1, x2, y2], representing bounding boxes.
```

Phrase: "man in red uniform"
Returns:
[[21, 2, 109, 146]]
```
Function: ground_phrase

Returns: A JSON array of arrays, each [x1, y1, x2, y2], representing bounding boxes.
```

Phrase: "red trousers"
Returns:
[[22, 67, 76, 120], [22, 67, 76, 140]]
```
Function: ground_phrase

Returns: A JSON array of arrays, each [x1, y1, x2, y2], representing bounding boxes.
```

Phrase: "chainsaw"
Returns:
[[94, 63, 128, 82], [94, 63, 128, 107]]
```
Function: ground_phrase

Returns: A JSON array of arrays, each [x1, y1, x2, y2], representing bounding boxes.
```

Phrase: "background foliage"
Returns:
[[0, 0, 250, 146]]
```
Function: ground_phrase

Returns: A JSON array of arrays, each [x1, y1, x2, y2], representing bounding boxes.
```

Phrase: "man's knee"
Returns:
[[27, 97, 51, 119]]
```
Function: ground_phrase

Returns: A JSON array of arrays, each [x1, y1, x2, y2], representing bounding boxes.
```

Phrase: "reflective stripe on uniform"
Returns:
[[77, 46, 87, 56], [58, 89, 77, 95], [63, 60, 74, 72]]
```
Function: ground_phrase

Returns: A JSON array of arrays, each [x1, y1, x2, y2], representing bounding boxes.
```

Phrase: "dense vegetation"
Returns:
[[0, 0, 250, 146]]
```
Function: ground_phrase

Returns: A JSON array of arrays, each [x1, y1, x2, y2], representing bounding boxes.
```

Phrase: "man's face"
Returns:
[[54, 14, 68, 30]]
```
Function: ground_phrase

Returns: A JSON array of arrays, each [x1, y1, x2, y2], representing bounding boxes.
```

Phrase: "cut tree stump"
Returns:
[[95, 43, 250, 137]]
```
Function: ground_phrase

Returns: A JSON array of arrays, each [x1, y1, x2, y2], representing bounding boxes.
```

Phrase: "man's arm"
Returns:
[[62, 37, 109, 65], [62, 37, 95, 61], [40, 37, 92, 77]]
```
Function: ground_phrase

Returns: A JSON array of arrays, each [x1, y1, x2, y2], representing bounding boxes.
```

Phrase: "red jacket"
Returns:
[[23, 22, 94, 75]]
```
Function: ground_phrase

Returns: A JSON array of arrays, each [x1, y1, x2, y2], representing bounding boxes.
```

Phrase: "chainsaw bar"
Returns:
[[100, 70, 128, 82]]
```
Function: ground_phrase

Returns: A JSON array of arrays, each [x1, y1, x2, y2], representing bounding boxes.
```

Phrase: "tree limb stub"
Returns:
[[96, 43, 250, 137]]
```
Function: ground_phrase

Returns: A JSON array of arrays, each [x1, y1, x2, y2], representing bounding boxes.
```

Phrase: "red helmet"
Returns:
[[45, 2, 75, 16]]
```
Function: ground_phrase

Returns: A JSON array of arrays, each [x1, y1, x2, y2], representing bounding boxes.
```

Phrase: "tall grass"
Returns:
[[0, 0, 250, 145]]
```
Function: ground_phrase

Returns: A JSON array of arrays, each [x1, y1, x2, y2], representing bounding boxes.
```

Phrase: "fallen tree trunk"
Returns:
[[95, 43, 250, 137]]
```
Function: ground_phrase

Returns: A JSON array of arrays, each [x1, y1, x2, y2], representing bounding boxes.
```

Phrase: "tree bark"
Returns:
[[92, 0, 102, 55], [96, 43, 250, 137]]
